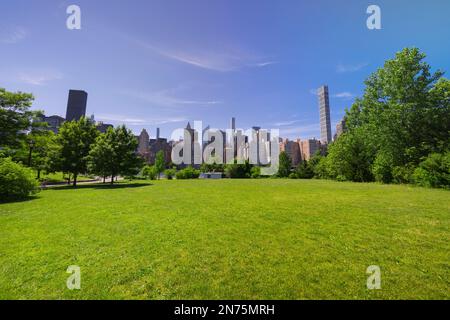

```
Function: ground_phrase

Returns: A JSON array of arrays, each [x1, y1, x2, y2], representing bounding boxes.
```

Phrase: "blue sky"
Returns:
[[1, 0, 449, 139]]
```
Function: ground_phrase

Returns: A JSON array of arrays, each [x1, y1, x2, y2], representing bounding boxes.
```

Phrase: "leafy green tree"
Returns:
[[87, 132, 112, 183], [278, 151, 292, 178], [155, 150, 165, 180], [329, 48, 450, 183], [326, 130, 376, 182], [88, 125, 143, 184], [0, 88, 44, 151], [57, 117, 98, 186]]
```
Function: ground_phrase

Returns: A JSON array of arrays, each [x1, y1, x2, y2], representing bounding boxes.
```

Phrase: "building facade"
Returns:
[[280, 139, 301, 167], [334, 118, 346, 140], [300, 138, 322, 161], [66, 90, 88, 121], [42, 115, 65, 134], [318, 85, 332, 144]]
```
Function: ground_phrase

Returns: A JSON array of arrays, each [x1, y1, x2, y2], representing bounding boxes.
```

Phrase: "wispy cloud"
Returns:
[[252, 61, 279, 68], [122, 88, 223, 108], [18, 70, 63, 86], [0, 26, 27, 44], [96, 113, 187, 126], [129, 36, 276, 72], [336, 62, 368, 73], [272, 119, 302, 127], [332, 92, 355, 100]]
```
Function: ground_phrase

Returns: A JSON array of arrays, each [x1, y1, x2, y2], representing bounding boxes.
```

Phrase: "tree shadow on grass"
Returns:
[[0, 195, 40, 205], [47, 182, 153, 191]]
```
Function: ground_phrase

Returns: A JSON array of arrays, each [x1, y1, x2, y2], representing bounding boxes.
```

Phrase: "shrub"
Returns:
[[250, 166, 261, 179], [392, 165, 415, 184], [176, 166, 200, 179], [164, 168, 176, 180], [224, 162, 252, 178], [413, 152, 450, 189], [295, 161, 314, 179], [142, 165, 157, 180], [0, 158, 39, 201], [372, 152, 394, 183]]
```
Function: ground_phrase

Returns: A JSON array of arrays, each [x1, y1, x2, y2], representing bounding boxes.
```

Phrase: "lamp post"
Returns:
[[28, 139, 35, 167]]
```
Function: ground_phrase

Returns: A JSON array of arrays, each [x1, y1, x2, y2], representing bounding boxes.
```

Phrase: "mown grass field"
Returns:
[[0, 179, 448, 299]]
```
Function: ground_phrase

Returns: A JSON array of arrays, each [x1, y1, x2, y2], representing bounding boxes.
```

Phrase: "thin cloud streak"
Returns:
[[17, 71, 63, 86], [336, 62, 368, 73], [96, 113, 187, 126], [122, 89, 223, 108], [332, 92, 355, 99], [0, 26, 27, 44], [128, 36, 277, 72]]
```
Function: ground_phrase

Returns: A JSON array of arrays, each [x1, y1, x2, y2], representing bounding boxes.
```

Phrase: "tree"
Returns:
[[87, 132, 112, 183], [88, 125, 143, 184], [326, 130, 376, 182], [328, 48, 450, 183], [155, 150, 165, 180], [278, 151, 292, 178], [0, 88, 43, 151], [57, 117, 98, 186]]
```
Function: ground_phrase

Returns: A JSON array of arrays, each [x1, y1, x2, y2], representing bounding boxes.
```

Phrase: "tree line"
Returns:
[[0, 89, 144, 200], [277, 48, 450, 189]]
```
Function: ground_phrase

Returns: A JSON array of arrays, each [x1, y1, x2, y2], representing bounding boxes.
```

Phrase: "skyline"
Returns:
[[1, 0, 450, 139]]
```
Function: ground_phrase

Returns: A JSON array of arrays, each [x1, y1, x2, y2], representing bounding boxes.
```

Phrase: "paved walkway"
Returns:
[[42, 177, 124, 188]]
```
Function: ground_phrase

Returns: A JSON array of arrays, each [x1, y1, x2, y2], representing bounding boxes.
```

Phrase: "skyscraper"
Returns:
[[66, 90, 88, 121], [318, 85, 332, 144], [230, 117, 236, 131]]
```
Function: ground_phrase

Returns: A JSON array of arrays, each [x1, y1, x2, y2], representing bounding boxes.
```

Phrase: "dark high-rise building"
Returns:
[[318, 85, 332, 144], [66, 90, 88, 121]]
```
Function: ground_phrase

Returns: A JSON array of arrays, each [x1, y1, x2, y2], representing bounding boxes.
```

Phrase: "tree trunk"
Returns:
[[103, 176, 106, 183], [111, 175, 114, 185], [37, 170, 41, 180], [73, 174, 77, 187]]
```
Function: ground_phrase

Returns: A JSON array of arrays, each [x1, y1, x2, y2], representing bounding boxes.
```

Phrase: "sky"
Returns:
[[1, 0, 450, 140]]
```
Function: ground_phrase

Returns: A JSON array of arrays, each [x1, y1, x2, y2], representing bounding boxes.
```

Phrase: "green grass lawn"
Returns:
[[0, 179, 448, 299]]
